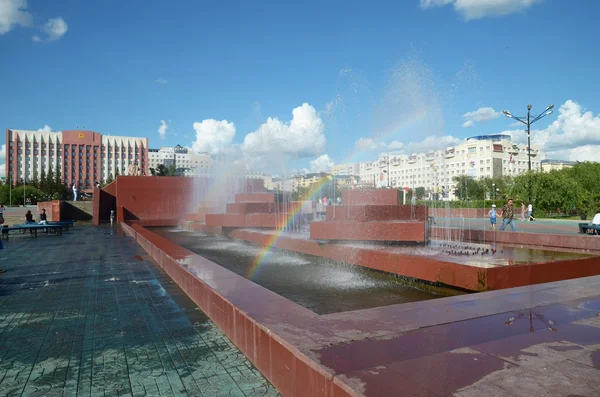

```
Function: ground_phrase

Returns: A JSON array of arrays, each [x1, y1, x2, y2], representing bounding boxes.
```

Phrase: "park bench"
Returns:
[[1, 224, 64, 240], [12, 221, 74, 232], [580, 224, 600, 235]]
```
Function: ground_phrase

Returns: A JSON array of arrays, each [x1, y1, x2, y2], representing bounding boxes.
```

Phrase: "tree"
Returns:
[[567, 162, 600, 215], [406, 187, 426, 200], [453, 175, 484, 201], [39, 169, 47, 194], [149, 167, 157, 176]]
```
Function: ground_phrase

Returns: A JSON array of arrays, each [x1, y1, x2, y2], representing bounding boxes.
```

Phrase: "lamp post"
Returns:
[[492, 183, 496, 204], [503, 104, 554, 202]]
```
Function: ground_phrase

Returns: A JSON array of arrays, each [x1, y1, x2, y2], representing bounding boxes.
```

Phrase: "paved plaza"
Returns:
[[0, 226, 280, 397]]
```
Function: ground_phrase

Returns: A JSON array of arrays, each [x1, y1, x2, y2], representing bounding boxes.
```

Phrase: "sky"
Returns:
[[1, 0, 600, 176]]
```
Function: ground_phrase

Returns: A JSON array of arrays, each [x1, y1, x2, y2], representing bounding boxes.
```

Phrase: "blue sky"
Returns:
[[2, 0, 600, 174]]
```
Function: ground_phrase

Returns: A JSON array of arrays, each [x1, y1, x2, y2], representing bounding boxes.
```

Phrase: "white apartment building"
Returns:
[[148, 145, 214, 172], [5, 128, 148, 188], [335, 134, 542, 199]]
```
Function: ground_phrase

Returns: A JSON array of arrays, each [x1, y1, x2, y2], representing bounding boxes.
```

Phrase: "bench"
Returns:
[[580, 224, 600, 235], [1, 224, 64, 240]]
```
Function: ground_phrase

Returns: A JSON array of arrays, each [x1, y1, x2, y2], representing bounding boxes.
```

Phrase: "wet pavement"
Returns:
[[433, 217, 587, 236], [0, 226, 280, 396]]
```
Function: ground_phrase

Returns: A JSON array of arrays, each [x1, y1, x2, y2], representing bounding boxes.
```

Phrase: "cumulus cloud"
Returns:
[[420, 0, 541, 21], [357, 135, 462, 154], [158, 120, 169, 139], [242, 103, 326, 158], [461, 106, 500, 128], [154, 79, 168, 84], [355, 137, 386, 151], [43, 17, 67, 40], [192, 119, 236, 155], [309, 154, 335, 173], [0, 0, 32, 35], [500, 100, 600, 161], [38, 125, 52, 132]]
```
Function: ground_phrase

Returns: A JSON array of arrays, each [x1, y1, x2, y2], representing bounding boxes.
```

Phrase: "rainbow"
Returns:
[[246, 177, 333, 279], [334, 107, 429, 167]]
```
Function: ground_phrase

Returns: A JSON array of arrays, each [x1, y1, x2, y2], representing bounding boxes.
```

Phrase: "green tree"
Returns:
[[567, 162, 600, 215], [453, 175, 484, 201]]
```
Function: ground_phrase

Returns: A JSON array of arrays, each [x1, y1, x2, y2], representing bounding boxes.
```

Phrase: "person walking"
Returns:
[[0, 203, 5, 274], [528, 202, 535, 221], [499, 198, 516, 232], [72, 184, 78, 201], [521, 202, 526, 221], [488, 204, 498, 230]]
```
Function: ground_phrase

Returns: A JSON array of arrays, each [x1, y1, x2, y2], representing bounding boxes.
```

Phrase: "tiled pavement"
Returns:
[[0, 226, 281, 397]]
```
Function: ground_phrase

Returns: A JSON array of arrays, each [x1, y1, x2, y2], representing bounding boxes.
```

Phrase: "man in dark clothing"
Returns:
[[499, 198, 516, 231]]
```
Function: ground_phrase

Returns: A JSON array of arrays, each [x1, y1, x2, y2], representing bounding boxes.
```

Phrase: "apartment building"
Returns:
[[5, 128, 148, 188], [334, 134, 543, 199], [541, 159, 577, 172], [148, 145, 214, 173]]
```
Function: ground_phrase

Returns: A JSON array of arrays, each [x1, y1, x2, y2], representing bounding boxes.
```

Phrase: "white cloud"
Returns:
[[420, 0, 453, 7], [461, 107, 500, 128], [158, 120, 169, 139], [38, 125, 52, 132], [242, 103, 326, 158], [421, 0, 541, 21], [43, 17, 67, 40], [192, 119, 236, 155], [0, 0, 32, 35], [501, 100, 600, 162], [31, 34, 40, 42], [357, 135, 462, 154], [309, 154, 335, 173], [154, 79, 168, 84], [356, 137, 385, 151]]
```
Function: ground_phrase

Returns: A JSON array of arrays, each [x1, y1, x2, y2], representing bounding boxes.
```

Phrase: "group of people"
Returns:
[[488, 200, 535, 231], [25, 209, 48, 225]]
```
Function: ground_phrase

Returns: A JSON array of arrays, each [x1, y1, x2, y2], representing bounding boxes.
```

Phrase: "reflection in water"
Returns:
[[151, 228, 452, 314], [505, 310, 557, 332]]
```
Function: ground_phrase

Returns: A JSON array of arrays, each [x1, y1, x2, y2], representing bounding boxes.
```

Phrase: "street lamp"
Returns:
[[503, 104, 554, 202], [492, 183, 496, 203]]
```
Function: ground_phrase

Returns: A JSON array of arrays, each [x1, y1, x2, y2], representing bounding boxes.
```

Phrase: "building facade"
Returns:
[[148, 145, 214, 174], [541, 159, 577, 172], [334, 134, 543, 199], [5, 128, 148, 188]]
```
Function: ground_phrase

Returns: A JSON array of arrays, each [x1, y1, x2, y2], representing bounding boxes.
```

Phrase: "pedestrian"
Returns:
[[488, 204, 498, 230], [110, 209, 115, 226], [0, 202, 5, 226], [499, 198, 516, 232], [521, 202, 526, 221], [72, 184, 78, 201], [528, 202, 535, 221], [0, 237, 4, 273]]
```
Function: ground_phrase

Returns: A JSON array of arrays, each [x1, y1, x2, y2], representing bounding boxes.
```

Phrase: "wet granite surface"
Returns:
[[0, 226, 280, 397]]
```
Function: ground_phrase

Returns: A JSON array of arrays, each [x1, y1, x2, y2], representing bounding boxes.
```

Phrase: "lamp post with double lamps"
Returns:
[[502, 104, 554, 202]]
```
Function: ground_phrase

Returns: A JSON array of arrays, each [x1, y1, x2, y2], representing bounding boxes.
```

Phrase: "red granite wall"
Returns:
[[37, 200, 61, 221]]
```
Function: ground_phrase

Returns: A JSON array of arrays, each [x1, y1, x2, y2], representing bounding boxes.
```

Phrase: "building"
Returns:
[[148, 145, 214, 174], [5, 128, 148, 188], [541, 159, 577, 172], [335, 134, 542, 200]]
